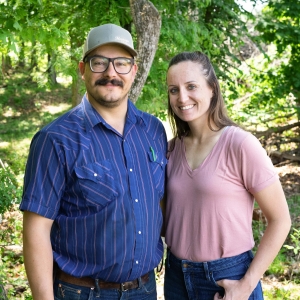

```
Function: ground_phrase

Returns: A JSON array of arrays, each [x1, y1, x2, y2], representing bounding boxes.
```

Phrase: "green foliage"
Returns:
[[264, 287, 292, 300], [284, 228, 300, 258], [136, 0, 253, 117], [266, 249, 287, 276], [0, 167, 22, 215], [0, 213, 31, 299], [255, 0, 300, 118]]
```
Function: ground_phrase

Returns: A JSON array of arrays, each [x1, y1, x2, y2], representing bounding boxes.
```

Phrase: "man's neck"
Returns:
[[97, 103, 128, 135]]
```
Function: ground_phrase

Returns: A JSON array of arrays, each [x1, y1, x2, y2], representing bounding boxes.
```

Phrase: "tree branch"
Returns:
[[253, 121, 300, 138]]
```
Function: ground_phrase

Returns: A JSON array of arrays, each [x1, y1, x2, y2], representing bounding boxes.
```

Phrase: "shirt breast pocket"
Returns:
[[148, 150, 167, 199], [74, 161, 118, 209]]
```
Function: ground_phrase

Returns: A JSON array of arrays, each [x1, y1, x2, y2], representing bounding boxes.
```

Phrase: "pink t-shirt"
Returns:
[[165, 126, 279, 262]]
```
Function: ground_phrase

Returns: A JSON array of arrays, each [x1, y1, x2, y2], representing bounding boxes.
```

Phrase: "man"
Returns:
[[20, 23, 167, 300]]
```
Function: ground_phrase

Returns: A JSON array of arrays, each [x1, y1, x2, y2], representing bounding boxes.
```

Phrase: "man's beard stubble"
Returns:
[[91, 78, 127, 108]]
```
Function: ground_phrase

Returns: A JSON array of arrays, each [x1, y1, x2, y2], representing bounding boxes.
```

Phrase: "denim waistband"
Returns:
[[168, 250, 253, 272]]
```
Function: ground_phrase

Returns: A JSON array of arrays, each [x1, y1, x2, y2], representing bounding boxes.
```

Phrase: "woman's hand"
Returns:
[[213, 278, 252, 300]]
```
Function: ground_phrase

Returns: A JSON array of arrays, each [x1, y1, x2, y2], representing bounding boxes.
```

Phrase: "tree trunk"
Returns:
[[2, 54, 11, 74], [18, 41, 25, 68], [0, 283, 7, 300], [47, 51, 57, 85], [71, 67, 82, 107], [30, 40, 38, 71], [129, 0, 161, 104]]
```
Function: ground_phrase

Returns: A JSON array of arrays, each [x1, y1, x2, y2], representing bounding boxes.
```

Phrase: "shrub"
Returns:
[[0, 164, 22, 215]]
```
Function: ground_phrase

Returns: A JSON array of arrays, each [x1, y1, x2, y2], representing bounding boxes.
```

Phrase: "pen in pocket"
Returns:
[[150, 146, 157, 162]]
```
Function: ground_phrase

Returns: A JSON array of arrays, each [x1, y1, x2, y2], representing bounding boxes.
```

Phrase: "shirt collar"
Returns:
[[81, 94, 147, 131]]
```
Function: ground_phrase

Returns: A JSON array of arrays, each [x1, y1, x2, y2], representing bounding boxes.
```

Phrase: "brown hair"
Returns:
[[167, 51, 238, 141]]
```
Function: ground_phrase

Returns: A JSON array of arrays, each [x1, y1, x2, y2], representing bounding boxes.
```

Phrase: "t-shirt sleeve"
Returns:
[[239, 133, 279, 194], [19, 131, 65, 219]]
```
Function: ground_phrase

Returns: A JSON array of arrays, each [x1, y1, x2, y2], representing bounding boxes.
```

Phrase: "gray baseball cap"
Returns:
[[83, 24, 137, 60]]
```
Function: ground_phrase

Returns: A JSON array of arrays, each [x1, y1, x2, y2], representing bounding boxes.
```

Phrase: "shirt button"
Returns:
[[135, 199, 138, 202], [129, 168, 133, 172], [138, 231, 141, 234], [136, 261, 139, 264], [94, 173, 97, 176]]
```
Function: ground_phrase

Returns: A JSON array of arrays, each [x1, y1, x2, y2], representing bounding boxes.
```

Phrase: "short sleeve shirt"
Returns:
[[165, 126, 279, 262], [20, 95, 168, 282]]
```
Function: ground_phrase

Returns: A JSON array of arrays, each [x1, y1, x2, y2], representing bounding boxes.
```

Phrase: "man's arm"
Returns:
[[23, 211, 55, 300]]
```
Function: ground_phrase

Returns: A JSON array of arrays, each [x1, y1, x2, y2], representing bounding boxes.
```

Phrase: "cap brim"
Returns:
[[83, 42, 137, 60]]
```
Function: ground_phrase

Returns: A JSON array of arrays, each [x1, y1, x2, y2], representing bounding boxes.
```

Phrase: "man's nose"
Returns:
[[103, 61, 117, 76]]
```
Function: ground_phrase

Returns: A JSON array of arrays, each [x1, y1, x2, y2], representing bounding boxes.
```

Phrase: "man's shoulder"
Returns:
[[129, 102, 165, 135], [34, 104, 90, 149], [41, 105, 84, 134], [140, 111, 165, 136]]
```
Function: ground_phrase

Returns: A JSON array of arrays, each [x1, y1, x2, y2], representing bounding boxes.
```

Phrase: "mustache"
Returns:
[[95, 78, 123, 87]]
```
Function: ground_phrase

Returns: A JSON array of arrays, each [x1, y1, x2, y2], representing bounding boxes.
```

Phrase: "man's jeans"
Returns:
[[164, 250, 264, 300], [54, 270, 157, 300]]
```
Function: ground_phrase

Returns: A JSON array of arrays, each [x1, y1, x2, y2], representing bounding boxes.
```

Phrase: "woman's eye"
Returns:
[[188, 85, 196, 90], [169, 88, 178, 94]]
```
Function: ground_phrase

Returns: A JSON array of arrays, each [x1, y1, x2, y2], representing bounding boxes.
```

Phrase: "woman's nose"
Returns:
[[178, 89, 189, 103]]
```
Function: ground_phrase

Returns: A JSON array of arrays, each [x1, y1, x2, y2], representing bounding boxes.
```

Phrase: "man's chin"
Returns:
[[96, 97, 125, 108]]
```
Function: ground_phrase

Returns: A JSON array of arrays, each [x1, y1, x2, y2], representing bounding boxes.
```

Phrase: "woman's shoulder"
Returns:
[[225, 126, 258, 146], [225, 126, 268, 161]]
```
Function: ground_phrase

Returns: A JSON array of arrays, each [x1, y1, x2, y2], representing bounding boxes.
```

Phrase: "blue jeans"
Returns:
[[54, 270, 157, 300], [164, 250, 264, 300]]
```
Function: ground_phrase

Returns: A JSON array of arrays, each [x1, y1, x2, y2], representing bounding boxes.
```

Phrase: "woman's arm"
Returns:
[[215, 180, 291, 300]]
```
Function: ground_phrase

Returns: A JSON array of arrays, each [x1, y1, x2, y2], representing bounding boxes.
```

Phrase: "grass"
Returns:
[[0, 70, 72, 299]]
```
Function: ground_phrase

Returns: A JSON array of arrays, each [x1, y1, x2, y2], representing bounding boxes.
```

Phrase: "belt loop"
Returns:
[[203, 262, 211, 281], [137, 276, 142, 288], [94, 279, 101, 297]]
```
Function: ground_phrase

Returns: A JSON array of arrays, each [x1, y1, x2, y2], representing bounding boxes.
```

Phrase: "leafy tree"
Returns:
[[220, 0, 300, 162], [0, 161, 22, 214], [255, 0, 300, 119], [1, 0, 256, 115], [136, 0, 254, 117]]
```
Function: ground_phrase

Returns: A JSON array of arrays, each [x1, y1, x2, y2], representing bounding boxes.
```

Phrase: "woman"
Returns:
[[163, 51, 291, 300]]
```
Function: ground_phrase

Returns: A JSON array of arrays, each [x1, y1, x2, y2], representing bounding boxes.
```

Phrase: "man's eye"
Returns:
[[116, 60, 130, 67], [115, 61, 127, 67], [93, 61, 106, 66]]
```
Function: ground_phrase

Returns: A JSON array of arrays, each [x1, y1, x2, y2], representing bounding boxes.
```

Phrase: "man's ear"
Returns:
[[131, 63, 138, 82], [78, 61, 85, 79]]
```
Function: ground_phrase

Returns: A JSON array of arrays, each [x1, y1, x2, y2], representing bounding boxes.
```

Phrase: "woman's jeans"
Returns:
[[164, 250, 264, 300], [54, 270, 157, 300]]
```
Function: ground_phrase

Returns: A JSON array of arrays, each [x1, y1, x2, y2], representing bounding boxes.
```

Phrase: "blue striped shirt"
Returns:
[[20, 95, 167, 282]]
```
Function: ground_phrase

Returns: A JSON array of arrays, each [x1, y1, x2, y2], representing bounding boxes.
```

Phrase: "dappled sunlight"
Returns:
[[13, 137, 32, 155], [0, 141, 10, 149], [2, 109, 21, 118], [41, 103, 71, 115]]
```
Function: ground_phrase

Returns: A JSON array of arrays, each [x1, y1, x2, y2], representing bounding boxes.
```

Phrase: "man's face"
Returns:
[[79, 44, 137, 109]]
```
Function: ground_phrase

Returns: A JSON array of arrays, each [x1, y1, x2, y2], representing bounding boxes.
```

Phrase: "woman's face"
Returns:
[[167, 61, 213, 125]]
